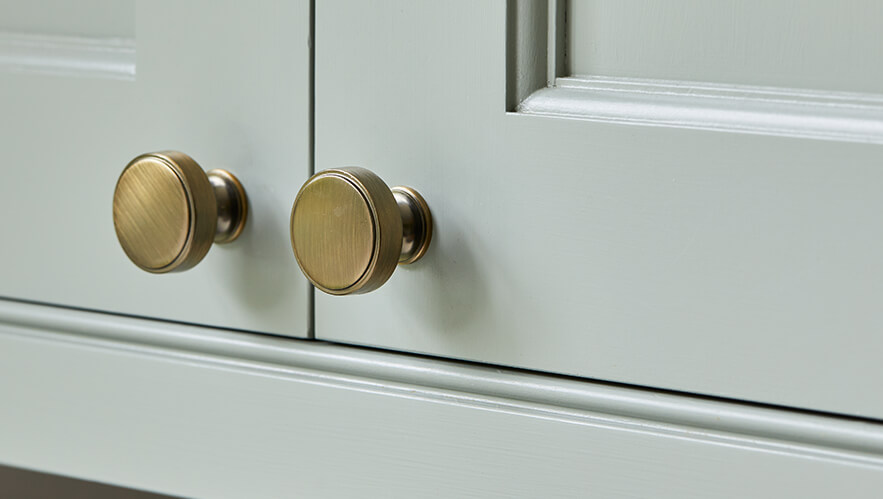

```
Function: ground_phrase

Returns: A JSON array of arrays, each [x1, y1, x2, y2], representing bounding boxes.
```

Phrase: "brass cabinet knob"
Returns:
[[112, 151, 248, 273], [290, 167, 432, 295]]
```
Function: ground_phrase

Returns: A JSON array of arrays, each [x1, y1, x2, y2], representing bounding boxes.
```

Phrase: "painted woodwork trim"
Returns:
[[520, 75, 883, 144], [0, 31, 135, 80], [2, 298, 883, 496], [509, 0, 883, 144], [1, 298, 881, 459]]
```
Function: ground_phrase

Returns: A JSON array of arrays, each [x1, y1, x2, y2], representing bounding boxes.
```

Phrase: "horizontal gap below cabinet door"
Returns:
[[1, 296, 883, 463]]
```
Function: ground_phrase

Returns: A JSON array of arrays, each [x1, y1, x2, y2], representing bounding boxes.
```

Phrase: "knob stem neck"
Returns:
[[208, 169, 248, 244], [392, 186, 432, 265]]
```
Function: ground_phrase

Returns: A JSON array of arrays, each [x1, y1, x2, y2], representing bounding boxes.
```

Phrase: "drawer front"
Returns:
[[0, 0, 310, 336], [315, 1, 883, 417]]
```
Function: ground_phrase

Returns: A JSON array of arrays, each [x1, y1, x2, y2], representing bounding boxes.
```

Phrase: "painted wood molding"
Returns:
[[0, 31, 135, 80], [1, 297, 882, 458], [509, 1, 883, 144], [518, 76, 883, 144], [2, 298, 883, 496]]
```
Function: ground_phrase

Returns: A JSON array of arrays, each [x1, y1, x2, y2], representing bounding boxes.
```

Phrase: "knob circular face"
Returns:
[[290, 168, 403, 295], [113, 152, 216, 273]]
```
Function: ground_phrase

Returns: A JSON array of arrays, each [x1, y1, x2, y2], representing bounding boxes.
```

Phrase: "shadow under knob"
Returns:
[[290, 167, 432, 295], [112, 151, 248, 273]]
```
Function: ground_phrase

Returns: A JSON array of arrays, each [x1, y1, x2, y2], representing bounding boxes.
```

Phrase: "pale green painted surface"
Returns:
[[568, 0, 883, 93], [1, 3, 882, 494], [0, 0, 134, 38], [316, 0, 883, 418], [0, 1, 311, 337], [1, 302, 882, 498]]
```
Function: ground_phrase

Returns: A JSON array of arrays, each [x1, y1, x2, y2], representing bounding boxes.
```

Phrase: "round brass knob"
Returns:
[[290, 167, 432, 295], [112, 151, 248, 273]]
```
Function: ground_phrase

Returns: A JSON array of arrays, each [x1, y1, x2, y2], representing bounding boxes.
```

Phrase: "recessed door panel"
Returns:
[[567, 0, 883, 93]]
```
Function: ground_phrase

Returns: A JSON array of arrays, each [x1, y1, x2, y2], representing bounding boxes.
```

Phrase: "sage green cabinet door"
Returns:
[[315, 1, 883, 417], [0, 0, 310, 336]]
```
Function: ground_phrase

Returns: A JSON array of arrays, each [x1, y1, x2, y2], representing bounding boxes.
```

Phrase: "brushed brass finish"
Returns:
[[112, 151, 248, 273], [208, 169, 248, 244], [290, 167, 432, 295], [291, 174, 377, 292], [113, 155, 194, 271], [393, 186, 432, 265]]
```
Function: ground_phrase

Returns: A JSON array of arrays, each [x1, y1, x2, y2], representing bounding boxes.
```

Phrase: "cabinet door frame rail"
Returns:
[[1, 298, 883, 496]]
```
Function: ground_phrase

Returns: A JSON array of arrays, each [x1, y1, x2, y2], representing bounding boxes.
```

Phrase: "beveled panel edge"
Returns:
[[1, 297, 882, 465], [511, 1, 883, 143], [0, 31, 135, 80], [545, 0, 565, 83], [518, 75, 883, 144], [505, 0, 549, 110]]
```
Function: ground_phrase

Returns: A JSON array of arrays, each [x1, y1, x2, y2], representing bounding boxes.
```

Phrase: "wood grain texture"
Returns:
[[316, 0, 883, 418], [1, 300, 883, 498], [0, 0, 311, 337], [567, 0, 883, 94]]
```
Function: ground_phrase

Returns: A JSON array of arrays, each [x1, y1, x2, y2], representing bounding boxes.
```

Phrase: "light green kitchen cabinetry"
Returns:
[[0, 1, 882, 497]]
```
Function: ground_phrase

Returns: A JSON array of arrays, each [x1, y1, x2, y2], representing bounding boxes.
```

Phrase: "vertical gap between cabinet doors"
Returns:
[[307, 0, 316, 339]]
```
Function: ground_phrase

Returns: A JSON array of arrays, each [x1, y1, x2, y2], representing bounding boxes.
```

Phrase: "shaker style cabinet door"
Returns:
[[0, 0, 310, 336], [314, 1, 883, 417]]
